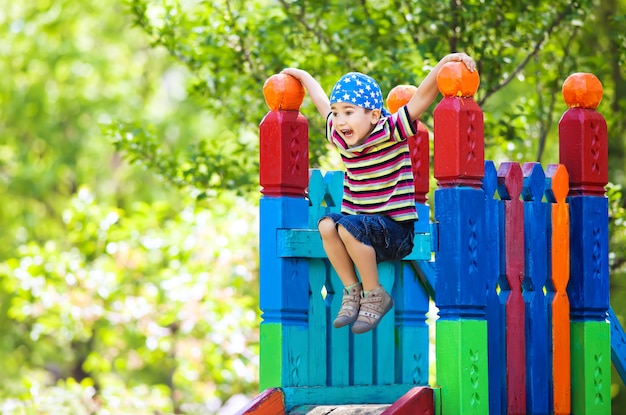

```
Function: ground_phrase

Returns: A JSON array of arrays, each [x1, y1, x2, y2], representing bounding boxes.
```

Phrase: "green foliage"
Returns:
[[0, 187, 260, 412], [3, 0, 626, 412]]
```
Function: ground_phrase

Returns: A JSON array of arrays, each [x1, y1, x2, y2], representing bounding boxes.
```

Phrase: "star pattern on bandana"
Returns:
[[330, 72, 383, 111]]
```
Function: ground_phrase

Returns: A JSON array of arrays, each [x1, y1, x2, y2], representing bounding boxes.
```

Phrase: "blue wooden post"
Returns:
[[521, 162, 550, 414]]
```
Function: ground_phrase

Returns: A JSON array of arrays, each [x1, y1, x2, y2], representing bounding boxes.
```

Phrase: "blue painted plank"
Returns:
[[329, 269, 351, 386], [352, 327, 374, 385], [260, 197, 310, 323], [609, 305, 626, 384], [394, 262, 430, 385], [434, 185, 488, 319], [521, 162, 550, 414], [277, 229, 432, 261], [375, 263, 396, 385], [307, 169, 326, 229], [308, 258, 328, 386], [282, 385, 416, 409], [482, 160, 504, 415], [567, 195, 610, 321]]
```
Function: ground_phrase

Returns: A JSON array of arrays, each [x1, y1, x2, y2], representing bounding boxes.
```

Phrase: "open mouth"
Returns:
[[341, 129, 354, 139]]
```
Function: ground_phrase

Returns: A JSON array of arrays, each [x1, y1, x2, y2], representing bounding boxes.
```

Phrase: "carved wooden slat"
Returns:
[[521, 162, 550, 414], [545, 163, 571, 415], [497, 162, 526, 414]]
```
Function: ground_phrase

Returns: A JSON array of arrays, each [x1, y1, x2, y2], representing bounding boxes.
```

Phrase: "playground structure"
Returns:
[[238, 67, 626, 414]]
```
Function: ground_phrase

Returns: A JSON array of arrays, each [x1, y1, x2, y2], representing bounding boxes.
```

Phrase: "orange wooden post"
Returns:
[[545, 164, 571, 415]]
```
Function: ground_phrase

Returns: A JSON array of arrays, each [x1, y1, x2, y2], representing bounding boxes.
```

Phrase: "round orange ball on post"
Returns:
[[562, 72, 603, 110], [387, 85, 418, 113], [436, 61, 480, 98], [263, 73, 305, 111]]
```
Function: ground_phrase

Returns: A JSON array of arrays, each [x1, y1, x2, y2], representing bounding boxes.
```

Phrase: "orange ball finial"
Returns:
[[562, 72, 603, 110], [263, 73, 305, 111], [386, 85, 418, 113], [436, 61, 480, 98]]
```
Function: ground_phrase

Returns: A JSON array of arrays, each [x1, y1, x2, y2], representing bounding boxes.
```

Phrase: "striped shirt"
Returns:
[[326, 105, 418, 222]]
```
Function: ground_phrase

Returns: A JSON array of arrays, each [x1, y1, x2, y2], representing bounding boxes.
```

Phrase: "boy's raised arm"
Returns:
[[405, 53, 476, 122], [281, 68, 331, 118]]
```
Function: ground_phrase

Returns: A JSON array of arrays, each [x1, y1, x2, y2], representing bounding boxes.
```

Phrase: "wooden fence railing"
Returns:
[[252, 70, 612, 414]]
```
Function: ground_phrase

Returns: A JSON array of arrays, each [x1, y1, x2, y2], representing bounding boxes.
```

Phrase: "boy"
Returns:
[[282, 53, 475, 334]]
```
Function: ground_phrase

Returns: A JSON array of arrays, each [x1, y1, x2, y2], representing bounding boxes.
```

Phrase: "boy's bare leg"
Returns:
[[336, 225, 379, 291], [318, 218, 359, 287]]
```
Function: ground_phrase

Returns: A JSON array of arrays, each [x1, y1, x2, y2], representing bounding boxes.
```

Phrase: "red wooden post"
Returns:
[[559, 72, 611, 414], [497, 162, 526, 414], [260, 74, 309, 197], [409, 123, 430, 204], [559, 72, 607, 196], [433, 64, 484, 187], [386, 85, 430, 203]]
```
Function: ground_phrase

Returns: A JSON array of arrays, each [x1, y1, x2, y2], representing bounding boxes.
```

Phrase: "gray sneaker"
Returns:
[[333, 283, 363, 328], [351, 286, 393, 334]]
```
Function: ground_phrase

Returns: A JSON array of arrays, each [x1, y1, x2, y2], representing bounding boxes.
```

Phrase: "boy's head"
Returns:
[[329, 72, 387, 146], [330, 72, 384, 113]]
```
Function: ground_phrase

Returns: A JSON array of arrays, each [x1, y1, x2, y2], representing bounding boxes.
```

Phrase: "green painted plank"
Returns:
[[282, 385, 416, 410], [571, 321, 611, 415], [436, 319, 489, 415], [260, 323, 283, 391], [277, 229, 431, 261]]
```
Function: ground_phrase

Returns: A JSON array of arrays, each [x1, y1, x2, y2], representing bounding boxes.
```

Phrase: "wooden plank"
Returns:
[[260, 323, 283, 390], [482, 160, 504, 415], [282, 385, 415, 410], [545, 164, 571, 415], [308, 258, 328, 386], [521, 162, 550, 414], [235, 388, 285, 415], [609, 306, 626, 384], [277, 229, 431, 261], [497, 162, 526, 414], [374, 264, 396, 385], [394, 263, 430, 385], [329, 270, 351, 386], [380, 387, 434, 415]]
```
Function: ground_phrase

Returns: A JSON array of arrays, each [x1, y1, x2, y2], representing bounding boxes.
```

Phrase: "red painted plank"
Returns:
[[235, 388, 285, 415], [380, 387, 434, 415], [497, 162, 526, 414]]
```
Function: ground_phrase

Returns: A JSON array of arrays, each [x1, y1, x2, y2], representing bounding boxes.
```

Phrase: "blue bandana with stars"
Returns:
[[330, 72, 384, 112]]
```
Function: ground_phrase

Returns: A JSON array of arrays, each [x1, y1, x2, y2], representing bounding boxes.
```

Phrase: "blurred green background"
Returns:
[[2, 0, 626, 413]]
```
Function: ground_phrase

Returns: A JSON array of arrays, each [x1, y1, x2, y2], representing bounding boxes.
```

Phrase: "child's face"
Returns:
[[330, 102, 381, 147]]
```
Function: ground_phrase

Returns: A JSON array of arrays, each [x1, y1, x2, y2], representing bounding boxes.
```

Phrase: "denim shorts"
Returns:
[[320, 213, 415, 263]]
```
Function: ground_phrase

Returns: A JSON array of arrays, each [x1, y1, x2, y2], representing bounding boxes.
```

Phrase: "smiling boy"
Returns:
[[282, 53, 475, 334]]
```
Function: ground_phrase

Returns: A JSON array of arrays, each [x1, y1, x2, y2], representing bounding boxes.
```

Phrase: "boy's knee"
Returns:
[[318, 218, 337, 239]]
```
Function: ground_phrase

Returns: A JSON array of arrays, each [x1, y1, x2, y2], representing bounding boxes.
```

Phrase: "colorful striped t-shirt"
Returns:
[[326, 105, 418, 223]]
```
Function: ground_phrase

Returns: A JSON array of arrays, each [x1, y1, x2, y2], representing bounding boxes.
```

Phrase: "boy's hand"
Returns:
[[445, 53, 476, 72], [279, 68, 331, 118]]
